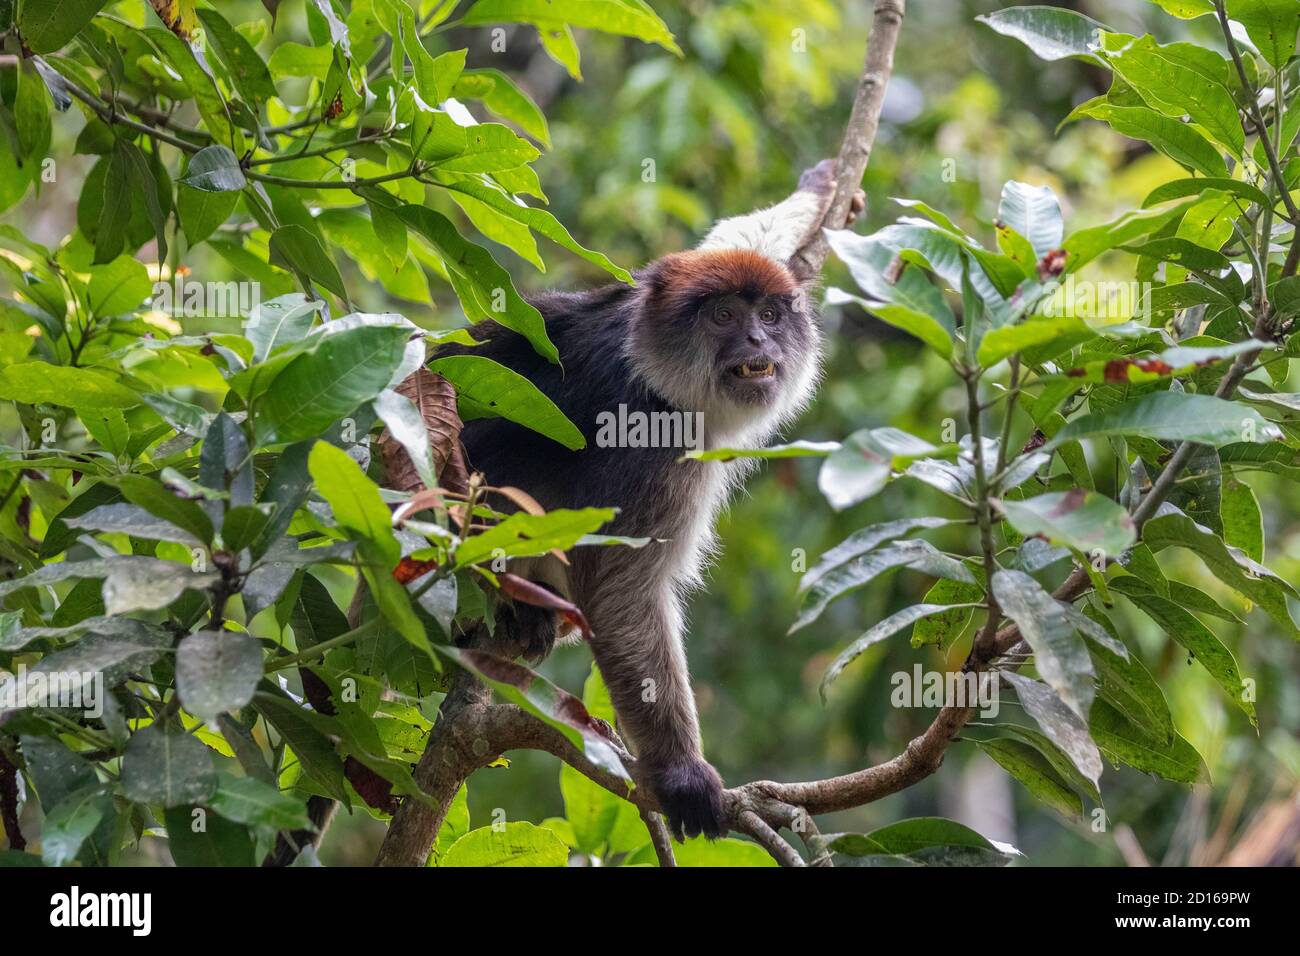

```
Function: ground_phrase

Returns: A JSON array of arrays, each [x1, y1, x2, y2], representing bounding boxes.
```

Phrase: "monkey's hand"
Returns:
[[797, 158, 867, 229], [650, 756, 726, 842]]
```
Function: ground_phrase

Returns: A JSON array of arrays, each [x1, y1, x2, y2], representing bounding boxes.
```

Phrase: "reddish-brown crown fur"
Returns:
[[646, 249, 798, 315]]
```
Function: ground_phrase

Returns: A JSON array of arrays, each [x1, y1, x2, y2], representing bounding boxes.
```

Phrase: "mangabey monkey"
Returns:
[[446, 160, 864, 841]]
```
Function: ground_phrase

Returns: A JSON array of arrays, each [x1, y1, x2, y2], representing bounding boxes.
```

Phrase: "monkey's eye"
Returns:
[[760, 308, 777, 324], [716, 307, 733, 322]]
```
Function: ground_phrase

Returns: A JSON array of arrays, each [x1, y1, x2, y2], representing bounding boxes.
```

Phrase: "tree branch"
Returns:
[[787, 0, 906, 279]]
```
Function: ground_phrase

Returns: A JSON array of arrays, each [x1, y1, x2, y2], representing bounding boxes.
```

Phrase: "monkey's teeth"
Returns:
[[737, 362, 775, 378]]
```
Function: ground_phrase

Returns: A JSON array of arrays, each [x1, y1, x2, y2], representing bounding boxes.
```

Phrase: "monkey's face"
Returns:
[[632, 250, 821, 441], [701, 292, 813, 407]]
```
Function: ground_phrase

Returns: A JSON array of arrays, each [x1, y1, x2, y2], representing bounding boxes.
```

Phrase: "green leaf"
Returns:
[[441, 821, 569, 866], [844, 817, 1019, 866], [1098, 33, 1243, 156], [462, 0, 681, 55], [176, 630, 264, 728], [65, 501, 204, 546], [803, 516, 958, 596], [791, 539, 976, 633], [825, 231, 956, 354], [1002, 672, 1102, 786], [432, 123, 541, 173], [560, 762, 645, 858], [454, 507, 613, 567], [821, 602, 982, 701], [269, 224, 348, 302], [992, 570, 1095, 719], [20, 736, 98, 811], [1220, 478, 1264, 562], [1090, 698, 1207, 783], [208, 774, 314, 832], [195, 7, 277, 103], [538, 23, 582, 78], [1045, 392, 1281, 450], [221, 505, 269, 553], [5, 621, 169, 694], [164, 806, 255, 867], [399, 206, 557, 363], [118, 141, 170, 265], [252, 692, 349, 804], [115, 473, 216, 545], [1002, 489, 1136, 557], [1149, 0, 1214, 16], [245, 293, 323, 363], [818, 428, 941, 511], [121, 725, 218, 808], [17, 0, 110, 53], [1110, 576, 1258, 726], [673, 837, 778, 867], [440, 180, 632, 282], [977, 314, 1094, 367], [267, 41, 333, 79], [86, 255, 151, 317], [366, 199, 408, 272], [683, 440, 840, 462], [40, 786, 113, 867], [179, 144, 247, 192], [1120, 237, 1231, 272], [1226, 0, 1300, 68], [1062, 195, 1203, 272], [1071, 102, 1228, 176], [453, 69, 551, 147], [910, 579, 985, 647], [982, 721, 1102, 802], [827, 289, 955, 357], [975, 5, 1104, 61], [145, 27, 244, 154], [260, 324, 410, 444], [308, 440, 399, 565], [1142, 176, 1271, 210], [997, 181, 1063, 257], [372, 387, 436, 489], [429, 354, 585, 450], [14, 62, 52, 160], [176, 179, 237, 247], [976, 738, 1084, 819], [1084, 604, 1176, 743], [0, 361, 138, 408], [1142, 504, 1299, 639]]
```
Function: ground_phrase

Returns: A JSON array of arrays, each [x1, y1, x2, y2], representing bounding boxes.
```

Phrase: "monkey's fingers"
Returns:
[[797, 158, 837, 197], [845, 189, 867, 226]]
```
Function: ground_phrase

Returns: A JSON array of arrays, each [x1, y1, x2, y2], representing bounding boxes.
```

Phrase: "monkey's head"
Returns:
[[631, 249, 821, 443]]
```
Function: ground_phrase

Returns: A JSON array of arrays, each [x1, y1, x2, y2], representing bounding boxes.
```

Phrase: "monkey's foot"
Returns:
[[651, 756, 726, 842]]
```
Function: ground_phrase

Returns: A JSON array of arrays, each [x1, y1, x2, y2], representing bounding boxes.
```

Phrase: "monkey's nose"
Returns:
[[747, 331, 767, 346]]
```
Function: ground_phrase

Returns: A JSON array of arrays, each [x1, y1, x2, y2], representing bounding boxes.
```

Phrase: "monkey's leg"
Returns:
[[580, 573, 725, 841]]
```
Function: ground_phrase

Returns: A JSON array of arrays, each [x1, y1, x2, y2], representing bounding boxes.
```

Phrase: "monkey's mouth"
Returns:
[[731, 360, 776, 379]]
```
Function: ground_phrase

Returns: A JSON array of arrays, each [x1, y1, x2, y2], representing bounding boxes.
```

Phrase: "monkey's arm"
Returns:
[[695, 159, 865, 265]]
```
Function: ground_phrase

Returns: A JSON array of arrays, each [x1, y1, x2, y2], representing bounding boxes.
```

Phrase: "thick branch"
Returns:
[[787, 0, 906, 279]]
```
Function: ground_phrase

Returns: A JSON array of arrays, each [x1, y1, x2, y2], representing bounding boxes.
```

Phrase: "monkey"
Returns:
[[441, 160, 865, 841], [263, 161, 862, 864]]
